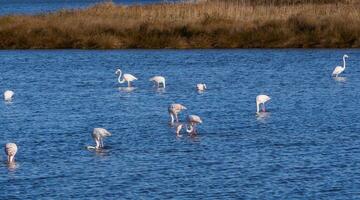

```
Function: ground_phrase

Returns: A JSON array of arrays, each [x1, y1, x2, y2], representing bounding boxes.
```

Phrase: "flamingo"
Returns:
[[332, 55, 349, 77], [115, 69, 137, 87], [149, 76, 166, 88], [256, 94, 271, 113], [196, 83, 207, 91], [4, 90, 14, 102], [168, 103, 187, 124], [5, 143, 17, 163], [87, 128, 111, 150], [186, 115, 202, 135]]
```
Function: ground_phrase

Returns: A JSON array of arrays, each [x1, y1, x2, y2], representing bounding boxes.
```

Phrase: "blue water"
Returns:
[[0, 0, 175, 15], [1, 50, 360, 199]]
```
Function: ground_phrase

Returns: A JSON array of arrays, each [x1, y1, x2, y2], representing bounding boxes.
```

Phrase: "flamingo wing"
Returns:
[[150, 76, 164, 82], [5, 143, 17, 156], [256, 95, 270, 104], [174, 104, 187, 111], [188, 115, 202, 124], [124, 74, 137, 81], [4, 90, 14, 100], [93, 128, 111, 138], [332, 66, 344, 75]]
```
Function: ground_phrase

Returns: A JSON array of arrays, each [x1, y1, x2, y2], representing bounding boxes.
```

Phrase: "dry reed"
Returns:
[[0, 0, 359, 48]]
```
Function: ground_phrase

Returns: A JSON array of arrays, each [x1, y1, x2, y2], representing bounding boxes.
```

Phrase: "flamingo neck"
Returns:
[[186, 124, 193, 133], [256, 102, 260, 113], [117, 70, 125, 84], [343, 56, 346, 69]]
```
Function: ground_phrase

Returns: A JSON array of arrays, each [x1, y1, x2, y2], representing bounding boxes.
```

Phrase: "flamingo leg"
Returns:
[[10, 155, 15, 163], [169, 113, 175, 124], [101, 138, 104, 148], [163, 81, 166, 88], [262, 104, 266, 112], [175, 113, 179, 122], [127, 81, 131, 87], [95, 139, 100, 149]]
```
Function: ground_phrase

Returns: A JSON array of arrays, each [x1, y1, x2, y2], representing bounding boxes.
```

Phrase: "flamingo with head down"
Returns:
[[185, 115, 202, 135], [196, 83, 207, 92], [168, 103, 187, 124], [5, 143, 17, 163], [150, 76, 166, 88], [4, 90, 14, 102], [87, 128, 112, 150], [256, 94, 271, 113]]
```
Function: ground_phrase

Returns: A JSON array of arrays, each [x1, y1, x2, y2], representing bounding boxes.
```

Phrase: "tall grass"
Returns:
[[0, 1, 359, 49]]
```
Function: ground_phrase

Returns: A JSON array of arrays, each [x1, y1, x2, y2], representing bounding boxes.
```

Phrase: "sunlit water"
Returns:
[[1, 50, 360, 199], [0, 0, 176, 15]]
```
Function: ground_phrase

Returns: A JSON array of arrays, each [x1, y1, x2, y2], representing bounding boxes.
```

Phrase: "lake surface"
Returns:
[[0, 0, 175, 15], [0, 50, 360, 199]]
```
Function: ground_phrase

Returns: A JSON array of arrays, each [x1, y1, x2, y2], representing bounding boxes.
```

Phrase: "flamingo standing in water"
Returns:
[[115, 69, 137, 87], [5, 143, 17, 163], [332, 55, 349, 77], [4, 90, 14, 102], [149, 76, 166, 88], [256, 95, 271, 113], [185, 115, 202, 135], [168, 103, 187, 124], [196, 83, 207, 92], [87, 128, 111, 150]]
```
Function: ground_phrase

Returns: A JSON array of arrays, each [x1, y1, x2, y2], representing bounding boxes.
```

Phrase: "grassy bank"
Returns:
[[0, 0, 360, 49]]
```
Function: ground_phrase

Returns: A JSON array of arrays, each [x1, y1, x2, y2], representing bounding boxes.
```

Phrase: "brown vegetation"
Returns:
[[0, 0, 359, 49]]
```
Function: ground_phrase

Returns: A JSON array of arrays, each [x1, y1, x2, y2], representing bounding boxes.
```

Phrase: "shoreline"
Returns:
[[1, 1, 359, 49]]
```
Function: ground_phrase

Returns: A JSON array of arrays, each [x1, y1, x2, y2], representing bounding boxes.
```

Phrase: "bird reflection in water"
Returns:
[[155, 87, 166, 94], [7, 162, 18, 171], [118, 87, 136, 93], [256, 112, 271, 123], [333, 76, 347, 83]]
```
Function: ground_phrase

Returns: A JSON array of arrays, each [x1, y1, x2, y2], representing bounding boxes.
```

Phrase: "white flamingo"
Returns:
[[168, 103, 187, 124], [115, 69, 137, 87], [332, 55, 349, 77], [196, 83, 207, 91], [5, 143, 17, 163], [149, 76, 166, 88], [87, 128, 111, 150], [185, 115, 202, 135], [4, 90, 14, 102], [256, 95, 271, 113]]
